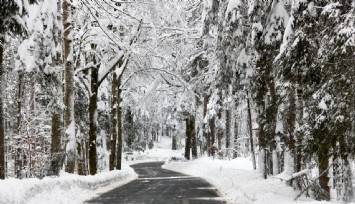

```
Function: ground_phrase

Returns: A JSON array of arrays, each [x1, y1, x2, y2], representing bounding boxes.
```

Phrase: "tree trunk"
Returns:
[[217, 109, 222, 151], [247, 95, 256, 170], [15, 71, 23, 178], [77, 138, 85, 175], [48, 110, 64, 176], [110, 72, 118, 170], [172, 135, 177, 150], [217, 127, 222, 151], [190, 116, 197, 159], [318, 150, 330, 201], [62, 0, 75, 173], [203, 94, 209, 154], [285, 87, 296, 176], [225, 109, 231, 148], [233, 99, 239, 158], [266, 79, 278, 175], [116, 75, 122, 170], [88, 60, 99, 175], [296, 87, 303, 172], [185, 117, 191, 160], [0, 36, 5, 179], [209, 117, 215, 146], [257, 99, 267, 178]]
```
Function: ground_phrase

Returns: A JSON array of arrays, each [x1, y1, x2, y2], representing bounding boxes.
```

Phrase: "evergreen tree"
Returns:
[[0, 0, 35, 179]]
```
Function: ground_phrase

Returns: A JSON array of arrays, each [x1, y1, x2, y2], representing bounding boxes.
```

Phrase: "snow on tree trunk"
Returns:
[[62, 0, 76, 173], [259, 149, 266, 179], [283, 149, 294, 177]]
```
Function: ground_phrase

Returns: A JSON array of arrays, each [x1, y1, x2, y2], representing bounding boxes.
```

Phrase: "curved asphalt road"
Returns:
[[86, 161, 225, 204]]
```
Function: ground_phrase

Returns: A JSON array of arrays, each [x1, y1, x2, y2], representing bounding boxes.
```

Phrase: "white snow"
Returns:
[[264, 1, 289, 45], [126, 136, 185, 164], [163, 157, 334, 204], [318, 100, 328, 110], [65, 121, 76, 153], [226, 0, 242, 16], [0, 164, 137, 204], [0, 135, 345, 204]]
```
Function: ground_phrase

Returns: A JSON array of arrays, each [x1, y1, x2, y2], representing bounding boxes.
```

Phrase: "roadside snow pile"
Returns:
[[163, 157, 330, 204], [126, 136, 184, 163], [0, 164, 137, 204]]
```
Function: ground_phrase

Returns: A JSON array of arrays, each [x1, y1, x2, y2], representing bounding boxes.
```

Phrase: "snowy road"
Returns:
[[86, 162, 225, 204]]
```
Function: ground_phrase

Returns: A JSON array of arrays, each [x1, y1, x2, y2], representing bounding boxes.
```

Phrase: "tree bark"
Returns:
[[0, 36, 5, 179], [185, 117, 191, 160], [15, 71, 23, 178], [247, 94, 256, 170], [172, 135, 177, 150], [266, 79, 278, 175], [225, 109, 231, 148], [217, 109, 222, 151], [88, 60, 99, 175], [233, 99, 239, 158], [257, 99, 267, 179], [296, 87, 303, 172], [203, 94, 209, 154], [285, 87, 296, 176], [209, 117, 215, 146], [116, 75, 122, 170], [190, 116, 197, 159], [77, 138, 85, 175], [110, 72, 118, 170], [48, 110, 64, 176], [62, 0, 75, 173], [318, 150, 330, 201]]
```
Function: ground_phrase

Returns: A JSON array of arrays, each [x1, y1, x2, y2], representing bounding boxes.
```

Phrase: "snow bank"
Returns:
[[163, 157, 331, 204], [125, 136, 185, 164], [0, 164, 137, 204]]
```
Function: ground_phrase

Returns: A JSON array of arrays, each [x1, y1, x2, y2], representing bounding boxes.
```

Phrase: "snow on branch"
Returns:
[[98, 51, 124, 86], [294, 163, 334, 201], [80, 0, 125, 50], [274, 169, 311, 182], [75, 61, 100, 75], [98, 19, 143, 86]]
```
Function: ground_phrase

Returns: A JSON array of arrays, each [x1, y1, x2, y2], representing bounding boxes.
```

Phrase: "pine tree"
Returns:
[[0, 0, 34, 180]]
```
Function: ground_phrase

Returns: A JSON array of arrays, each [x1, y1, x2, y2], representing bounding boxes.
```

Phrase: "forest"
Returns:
[[0, 0, 354, 203]]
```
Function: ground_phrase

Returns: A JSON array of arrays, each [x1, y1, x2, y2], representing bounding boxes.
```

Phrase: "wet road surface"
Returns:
[[86, 161, 225, 204]]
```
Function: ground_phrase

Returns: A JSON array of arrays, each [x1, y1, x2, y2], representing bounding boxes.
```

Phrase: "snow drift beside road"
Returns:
[[163, 157, 332, 204], [0, 164, 137, 204]]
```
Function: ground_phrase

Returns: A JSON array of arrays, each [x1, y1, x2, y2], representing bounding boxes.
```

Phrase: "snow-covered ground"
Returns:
[[0, 164, 137, 204], [163, 157, 335, 204], [127, 136, 333, 204], [0, 136, 350, 204], [125, 136, 185, 164]]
